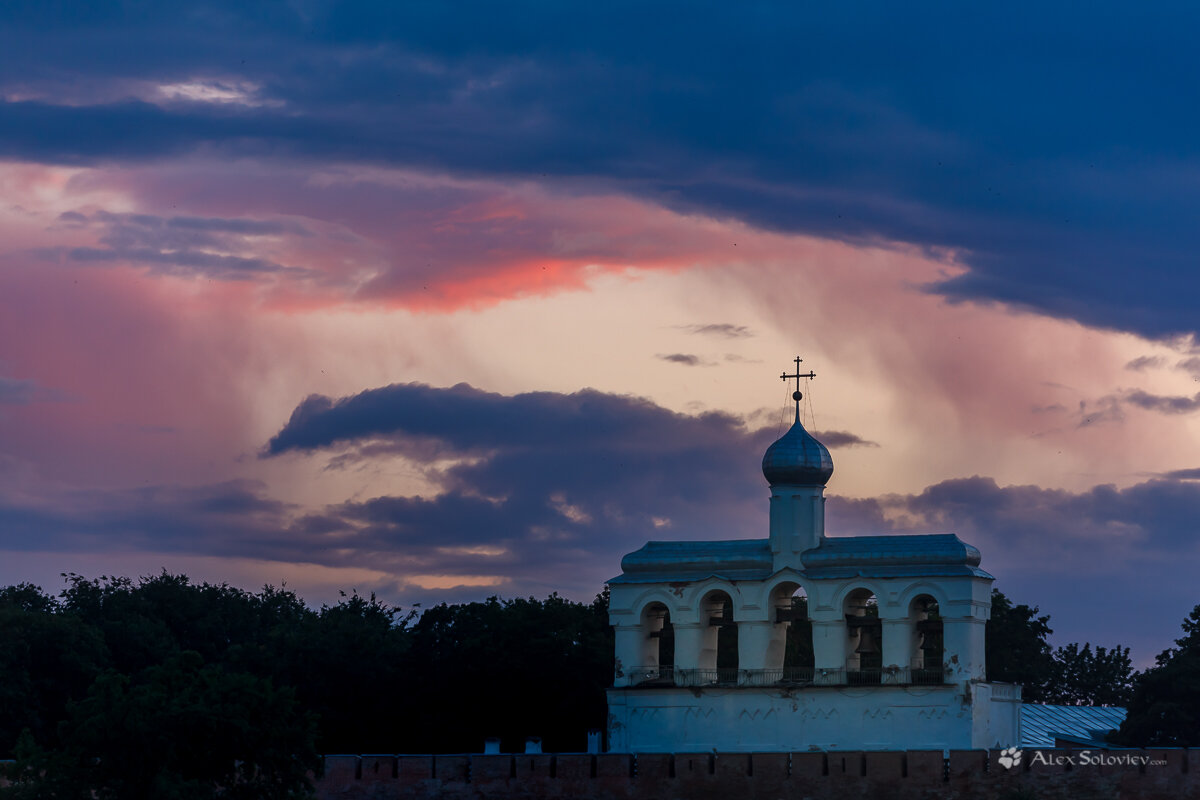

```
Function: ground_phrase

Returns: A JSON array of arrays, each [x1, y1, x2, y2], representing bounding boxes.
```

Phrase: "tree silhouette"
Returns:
[[1114, 604, 1200, 746]]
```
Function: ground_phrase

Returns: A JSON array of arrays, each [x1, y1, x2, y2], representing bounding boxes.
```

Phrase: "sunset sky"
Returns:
[[2, 2, 1199, 666]]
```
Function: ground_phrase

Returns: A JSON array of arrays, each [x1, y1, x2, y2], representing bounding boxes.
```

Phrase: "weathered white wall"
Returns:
[[607, 684, 1020, 753]]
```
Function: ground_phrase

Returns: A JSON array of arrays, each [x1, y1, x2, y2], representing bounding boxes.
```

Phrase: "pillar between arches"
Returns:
[[810, 618, 845, 673], [737, 621, 775, 671], [672, 622, 705, 671], [880, 617, 915, 671], [613, 625, 642, 687]]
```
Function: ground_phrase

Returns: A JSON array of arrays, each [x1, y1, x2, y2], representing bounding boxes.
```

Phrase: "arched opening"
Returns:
[[844, 588, 881, 684], [634, 602, 675, 685], [910, 594, 943, 685], [700, 590, 737, 684], [769, 583, 813, 683]]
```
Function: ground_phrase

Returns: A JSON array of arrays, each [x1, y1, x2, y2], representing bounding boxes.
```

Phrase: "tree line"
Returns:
[[0, 572, 1196, 798]]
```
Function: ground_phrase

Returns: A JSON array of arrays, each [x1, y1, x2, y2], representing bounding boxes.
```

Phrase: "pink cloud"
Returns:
[[0, 256, 265, 488], [3, 158, 1192, 500], [1, 157, 1197, 670], [53, 161, 812, 311]]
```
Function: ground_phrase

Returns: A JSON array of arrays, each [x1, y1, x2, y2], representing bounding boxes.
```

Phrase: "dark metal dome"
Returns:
[[761, 414, 833, 486]]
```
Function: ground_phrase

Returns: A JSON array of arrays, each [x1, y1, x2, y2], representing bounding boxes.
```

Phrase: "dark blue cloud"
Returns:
[[679, 324, 754, 339], [1161, 467, 1200, 480], [261, 382, 896, 594], [164, 216, 307, 235], [656, 353, 706, 366], [0, 376, 70, 406], [1, 385, 782, 597], [265, 382, 759, 460], [1176, 357, 1200, 377], [1123, 390, 1200, 414], [0, 480, 296, 558], [815, 431, 878, 449], [40, 209, 311, 280], [63, 246, 296, 278], [1125, 356, 1166, 371], [3, 378, 1198, 659], [827, 475, 1200, 664], [0, 377, 36, 405], [2, 2, 1199, 336], [268, 383, 1200, 659]]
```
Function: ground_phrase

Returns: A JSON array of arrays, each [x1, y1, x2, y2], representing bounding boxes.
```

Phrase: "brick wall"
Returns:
[[314, 748, 1199, 799]]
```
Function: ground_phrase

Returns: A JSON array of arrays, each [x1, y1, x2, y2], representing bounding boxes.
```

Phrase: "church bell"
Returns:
[[854, 627, 880, 655]]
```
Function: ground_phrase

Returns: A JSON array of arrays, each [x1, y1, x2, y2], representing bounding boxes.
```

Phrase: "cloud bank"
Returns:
[[1, 3, 1199, 337], [2, 381, 1194, 662]]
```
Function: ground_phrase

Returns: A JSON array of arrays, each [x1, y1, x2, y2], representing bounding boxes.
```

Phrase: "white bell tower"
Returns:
[[763, 358, 832, 570]]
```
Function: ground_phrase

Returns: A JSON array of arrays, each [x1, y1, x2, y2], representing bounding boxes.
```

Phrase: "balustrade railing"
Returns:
[[628, 666, 677, 686], [909, 667, 946, 686], [847, 668, 882, 686], [628, 665, 948, 688], [740, 667, 815, 686]]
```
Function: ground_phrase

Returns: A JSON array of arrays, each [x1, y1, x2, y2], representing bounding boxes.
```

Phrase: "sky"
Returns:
[[1, 2, 1199, 667]]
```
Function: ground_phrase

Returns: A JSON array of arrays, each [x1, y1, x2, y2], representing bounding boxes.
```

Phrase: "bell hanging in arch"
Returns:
[[854, 626, 880, 655]]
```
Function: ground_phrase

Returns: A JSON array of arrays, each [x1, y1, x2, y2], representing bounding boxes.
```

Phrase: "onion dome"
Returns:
[[761, 411, 833, 486]]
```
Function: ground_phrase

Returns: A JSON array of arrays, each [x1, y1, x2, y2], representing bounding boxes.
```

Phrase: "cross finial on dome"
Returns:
[[762, 356, 832, 486], [780, 356, 816, 420]]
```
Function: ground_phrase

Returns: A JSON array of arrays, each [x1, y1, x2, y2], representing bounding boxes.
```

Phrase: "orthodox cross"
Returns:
[[780, 356, 816, 415]]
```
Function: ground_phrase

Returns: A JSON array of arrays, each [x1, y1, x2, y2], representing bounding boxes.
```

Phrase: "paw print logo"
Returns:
[[997, 747, 1022, 770]]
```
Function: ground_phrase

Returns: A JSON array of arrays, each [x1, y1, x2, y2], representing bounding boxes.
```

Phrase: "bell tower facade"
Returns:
[[605, 358, 1019, 753]]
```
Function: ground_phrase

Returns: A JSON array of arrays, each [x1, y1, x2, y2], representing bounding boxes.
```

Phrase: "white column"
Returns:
[[737, 621, 774, 672], [672, 622, 706, 671], [880, 618, 914, 683], [764, 621, 790, 670], [697, 623, 719, 671], [810, 618, 845, 683], [613, 625, 642, 687]]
